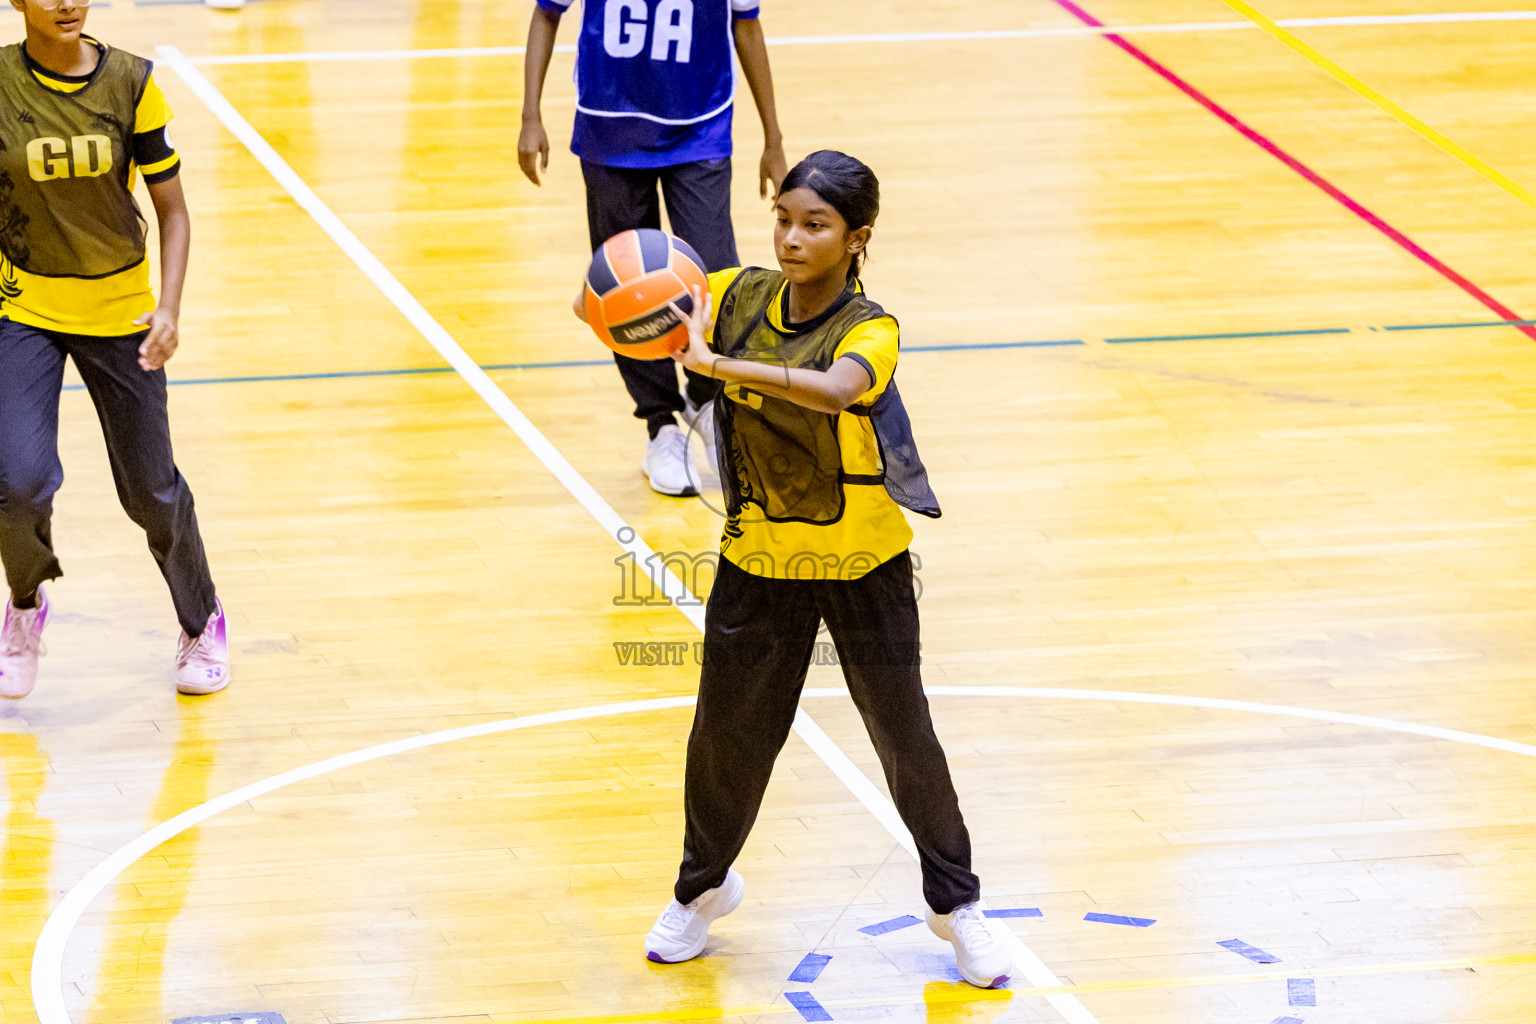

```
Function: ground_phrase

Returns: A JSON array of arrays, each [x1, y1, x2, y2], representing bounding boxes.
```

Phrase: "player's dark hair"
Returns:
[[780, 150, 879, 283]]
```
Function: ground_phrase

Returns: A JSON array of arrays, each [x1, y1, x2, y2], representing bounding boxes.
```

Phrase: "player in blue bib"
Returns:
[[519, 0, 786, 497]]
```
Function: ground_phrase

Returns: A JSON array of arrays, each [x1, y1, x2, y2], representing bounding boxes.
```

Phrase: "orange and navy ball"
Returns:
[[584, 229, 709, 360]]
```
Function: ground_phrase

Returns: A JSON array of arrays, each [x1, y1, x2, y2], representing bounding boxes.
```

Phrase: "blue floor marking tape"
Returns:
[[172, 1014, 286, 1024], [1219, 939, 1282, 963], [1288, 977, 1317, 1006], [859, 914, 923, 936], [788, 952, 832, 983], [784, 991, 834, 1022], [983, 907, 1043, 918], [1269, 1018, 1305, 1024], [1084, 912, 1156, 927]]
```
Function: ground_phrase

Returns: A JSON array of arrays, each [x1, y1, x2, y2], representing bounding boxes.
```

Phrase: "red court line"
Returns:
[[1050, 0, 1536, 342]]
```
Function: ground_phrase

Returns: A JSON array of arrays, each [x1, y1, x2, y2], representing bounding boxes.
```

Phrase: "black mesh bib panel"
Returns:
[[0, 43, 150, 279], [714, 269, 903, 525]]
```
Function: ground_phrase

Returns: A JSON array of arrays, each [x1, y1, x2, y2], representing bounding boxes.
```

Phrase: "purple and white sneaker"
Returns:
[[0, 587, 49, 699], [176, 598, 230, 695], [927, 902, 1016, 989], [644, 869, 745, 963]]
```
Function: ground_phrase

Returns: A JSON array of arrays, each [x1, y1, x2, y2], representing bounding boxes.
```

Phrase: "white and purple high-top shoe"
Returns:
[[176, 598, 230, 695], [0, 587, 49, 700]]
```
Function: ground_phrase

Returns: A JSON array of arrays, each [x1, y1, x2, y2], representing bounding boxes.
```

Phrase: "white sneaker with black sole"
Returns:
[[644, 868, 745, 963], [926, 901, 1017, 989], [643, 424, 699, 497]]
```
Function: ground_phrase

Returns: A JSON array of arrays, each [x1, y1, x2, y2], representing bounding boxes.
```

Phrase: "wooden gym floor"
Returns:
[[3, 1, 1536, 1023]]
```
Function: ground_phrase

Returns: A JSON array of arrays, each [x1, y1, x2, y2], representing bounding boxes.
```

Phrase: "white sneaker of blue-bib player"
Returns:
[[643, 424, 700, 497], [926, 901, 1017, 989], [644, 868, 745, 963], [682, 396, 716, 453]]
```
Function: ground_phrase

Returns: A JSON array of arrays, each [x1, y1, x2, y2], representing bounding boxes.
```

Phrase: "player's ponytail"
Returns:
[[780, 150, 879, 284]]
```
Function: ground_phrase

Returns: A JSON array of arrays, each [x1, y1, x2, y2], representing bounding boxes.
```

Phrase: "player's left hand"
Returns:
[[669, 286, 717, 375], [134, 307, 179, 371], [760, 141, 787, 199]]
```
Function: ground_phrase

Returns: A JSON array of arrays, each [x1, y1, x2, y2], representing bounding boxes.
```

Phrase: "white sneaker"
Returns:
[[205, 0, 246, 9], [0, 588, 48, 700], [176, 599, 230, 695], [927, 902, 1016, 989], [682, 396, 716, 452], [644, 868, 745, 963], [643, 424, 699, 497]]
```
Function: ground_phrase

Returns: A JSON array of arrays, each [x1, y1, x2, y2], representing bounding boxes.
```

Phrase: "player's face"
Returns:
[[15, 0, 89, 43], [774, 188, 859, 286]]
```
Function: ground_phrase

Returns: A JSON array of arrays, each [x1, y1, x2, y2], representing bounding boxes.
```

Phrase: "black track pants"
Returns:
[[675, 551, 982, 914], [582, 158, 739, 438], [0, 319, 217, 636]]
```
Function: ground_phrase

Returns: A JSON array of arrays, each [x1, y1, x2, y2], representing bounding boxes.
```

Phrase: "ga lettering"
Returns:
[[27, 135, 114, 181], [604, 0, 695, 62]]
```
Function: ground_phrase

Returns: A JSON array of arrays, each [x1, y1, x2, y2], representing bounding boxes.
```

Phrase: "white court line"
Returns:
[[103, 42, 1103, 1024], [186, 12, 1536, 65], [32, 686, 1536, 1024]]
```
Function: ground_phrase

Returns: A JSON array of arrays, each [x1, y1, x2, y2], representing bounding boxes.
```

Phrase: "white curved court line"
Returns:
[[33, 685, 1536, 1024], [145, 45, 1099, 1024], [184, 12, 1536, 65]]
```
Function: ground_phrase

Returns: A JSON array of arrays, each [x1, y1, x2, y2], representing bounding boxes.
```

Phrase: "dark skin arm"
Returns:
[[135, 175, 190, 371], [732, 16, 787, 198], [574, 285, 866, 412], [670, 288, 871, 414], [517, 5, 560, 186]]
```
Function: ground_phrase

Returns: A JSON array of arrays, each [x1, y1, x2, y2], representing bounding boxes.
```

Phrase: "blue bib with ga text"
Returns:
[[569, 0, 737, 168]]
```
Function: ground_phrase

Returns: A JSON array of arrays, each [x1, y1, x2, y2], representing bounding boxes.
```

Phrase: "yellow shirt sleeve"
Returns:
[[833, 317, 900, 404], [134, 73, 175, 134], [705, 268, 745, 350]]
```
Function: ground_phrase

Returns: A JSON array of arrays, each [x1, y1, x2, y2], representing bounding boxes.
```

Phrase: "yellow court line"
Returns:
[[1214, 0, 1536, 211], [493, 951, 1536, 1024]]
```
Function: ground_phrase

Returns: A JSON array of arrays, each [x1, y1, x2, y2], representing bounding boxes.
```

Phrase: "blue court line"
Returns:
[[1288, 977, 1317, 1007], [1270, 1018, 1305, 1024], [788, 953, 831, 984], [1084, 912, 1156, 927], [983, 907, 1043, 918], [58, 359, 612, 392], [905, 339, 1082, 351], [1107, 327, 1350, 343], [858, 915, 922, 936], [1218, 939, 1282, 963], [53, 313, 1533, 394], [1383, 318, 1536, 331], [784, 991, 834, 1022]]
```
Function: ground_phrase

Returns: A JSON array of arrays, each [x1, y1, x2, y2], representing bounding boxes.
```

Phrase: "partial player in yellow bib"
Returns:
[[0, 0, 229, 698], [575, 150, 1019, 988]]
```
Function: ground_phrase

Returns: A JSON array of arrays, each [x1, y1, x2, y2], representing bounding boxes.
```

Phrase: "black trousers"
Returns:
[[676, 551, 982, 914], [0, 319, 217, 636], [582, 158, 739, 438]]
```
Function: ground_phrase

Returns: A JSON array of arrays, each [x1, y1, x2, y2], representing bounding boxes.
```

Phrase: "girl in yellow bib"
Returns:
[[638, 150, 1017, 987], [0, 0, 229, 698]]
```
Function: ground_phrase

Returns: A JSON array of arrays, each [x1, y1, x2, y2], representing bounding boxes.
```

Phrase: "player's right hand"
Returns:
[[518, 119, 550, 185]]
